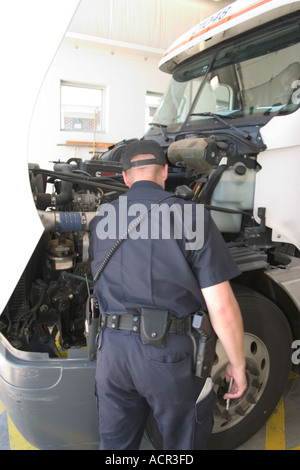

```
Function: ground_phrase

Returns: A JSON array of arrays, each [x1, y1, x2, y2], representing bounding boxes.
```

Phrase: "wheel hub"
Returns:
[[211, 332, 270, 433]]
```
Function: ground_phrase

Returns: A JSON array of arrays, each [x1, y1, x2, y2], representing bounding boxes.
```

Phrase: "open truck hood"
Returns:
[[0, 0, 80, 313]]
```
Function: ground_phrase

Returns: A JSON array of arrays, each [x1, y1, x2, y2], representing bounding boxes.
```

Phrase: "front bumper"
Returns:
[[0, 333, 99, 450]]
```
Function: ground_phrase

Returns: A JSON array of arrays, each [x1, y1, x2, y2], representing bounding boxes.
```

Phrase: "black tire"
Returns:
[[145, 286, 292, 450]]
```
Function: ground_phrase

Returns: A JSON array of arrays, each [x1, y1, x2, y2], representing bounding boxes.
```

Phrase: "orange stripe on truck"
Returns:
[[162, 0, 273, 60]]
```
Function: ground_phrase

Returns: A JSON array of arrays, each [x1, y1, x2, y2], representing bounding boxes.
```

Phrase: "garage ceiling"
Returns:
[[67, 0, 232, 54]]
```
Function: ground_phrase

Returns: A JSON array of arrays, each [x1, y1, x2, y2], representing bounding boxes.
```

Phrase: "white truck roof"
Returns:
[[159, 0, 300, 74]]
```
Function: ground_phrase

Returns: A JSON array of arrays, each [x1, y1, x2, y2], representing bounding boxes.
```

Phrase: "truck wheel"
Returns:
[[145, 286, 292, 450]]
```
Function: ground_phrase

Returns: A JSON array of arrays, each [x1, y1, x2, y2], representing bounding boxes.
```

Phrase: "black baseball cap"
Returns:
[[121, 139, 167, 170]]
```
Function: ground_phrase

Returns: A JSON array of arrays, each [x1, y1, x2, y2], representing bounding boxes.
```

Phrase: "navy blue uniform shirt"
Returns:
[[89, 180, 240, 317]]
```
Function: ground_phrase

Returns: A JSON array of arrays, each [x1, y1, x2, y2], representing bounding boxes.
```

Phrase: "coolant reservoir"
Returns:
[[210, 162, 256, 233]]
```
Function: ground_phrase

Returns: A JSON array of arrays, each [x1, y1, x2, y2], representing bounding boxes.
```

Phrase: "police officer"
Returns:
[[89, 139, 247, 450]]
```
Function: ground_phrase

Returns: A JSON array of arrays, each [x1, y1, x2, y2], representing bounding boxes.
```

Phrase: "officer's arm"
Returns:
[[201, 280, 247, 399]]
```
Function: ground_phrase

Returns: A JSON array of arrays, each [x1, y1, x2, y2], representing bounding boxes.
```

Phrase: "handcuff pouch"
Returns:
[[140, 308, 170, 348]]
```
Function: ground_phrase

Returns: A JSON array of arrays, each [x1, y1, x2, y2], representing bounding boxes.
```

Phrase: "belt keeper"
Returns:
[[111, 314, 120, 329], [100, 314, 107, 329], [176, 318, 184, 334], [177, 316, 190, 334], [132, 315, 139, 332]]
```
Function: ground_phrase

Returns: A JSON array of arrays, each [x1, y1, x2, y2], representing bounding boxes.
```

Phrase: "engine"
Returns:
[[0, 159, 127, 356]]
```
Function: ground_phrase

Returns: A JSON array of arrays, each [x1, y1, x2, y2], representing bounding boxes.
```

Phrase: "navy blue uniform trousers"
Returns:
[[95, 327, 215, 450]]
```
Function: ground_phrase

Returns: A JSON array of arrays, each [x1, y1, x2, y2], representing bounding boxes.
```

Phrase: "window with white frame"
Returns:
[[60, 81, 104, 133]]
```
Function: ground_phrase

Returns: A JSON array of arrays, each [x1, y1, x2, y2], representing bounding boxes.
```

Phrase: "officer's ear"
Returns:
[[163, 164, 168, 181], [122, 170, 131, 188]]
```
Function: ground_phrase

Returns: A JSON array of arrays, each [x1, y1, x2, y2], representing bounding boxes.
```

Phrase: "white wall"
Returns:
[[28, 37, 170, 168]]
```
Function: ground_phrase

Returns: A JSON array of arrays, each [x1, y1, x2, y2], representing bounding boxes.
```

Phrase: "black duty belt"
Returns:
[[99, 313, 190, 335]]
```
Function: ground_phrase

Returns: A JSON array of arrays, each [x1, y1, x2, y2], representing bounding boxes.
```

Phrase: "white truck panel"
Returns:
[[0, 0, 80, 313]]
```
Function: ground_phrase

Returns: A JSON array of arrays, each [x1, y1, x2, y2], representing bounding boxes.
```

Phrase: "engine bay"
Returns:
[[0, 135, 275, 356]]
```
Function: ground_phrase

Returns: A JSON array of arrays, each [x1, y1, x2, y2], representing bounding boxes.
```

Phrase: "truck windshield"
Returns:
[[153, 20, 300, 127]]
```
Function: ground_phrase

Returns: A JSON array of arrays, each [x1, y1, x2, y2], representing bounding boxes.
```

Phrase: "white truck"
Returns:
[[1, 0, 300, 450]]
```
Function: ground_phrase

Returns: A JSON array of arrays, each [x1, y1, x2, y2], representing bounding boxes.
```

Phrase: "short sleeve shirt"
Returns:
[[89, 181, 241, 317]]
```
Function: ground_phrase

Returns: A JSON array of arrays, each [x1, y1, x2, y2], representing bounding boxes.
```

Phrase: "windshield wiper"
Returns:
[[189, 112, 266, 152], [149, 122, 170, 142], [189, 112, 251, 140]]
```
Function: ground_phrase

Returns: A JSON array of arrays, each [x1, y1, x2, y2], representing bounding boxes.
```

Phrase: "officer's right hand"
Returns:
[[223, 362, 247, 400]]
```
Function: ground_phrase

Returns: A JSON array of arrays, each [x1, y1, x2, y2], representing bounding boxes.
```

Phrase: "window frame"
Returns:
[[60, 80, 105, 134]]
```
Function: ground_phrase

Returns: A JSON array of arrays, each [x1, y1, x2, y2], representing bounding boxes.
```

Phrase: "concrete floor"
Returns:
[[238, 372, 300, 450], [1, 372, 300, 450]]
